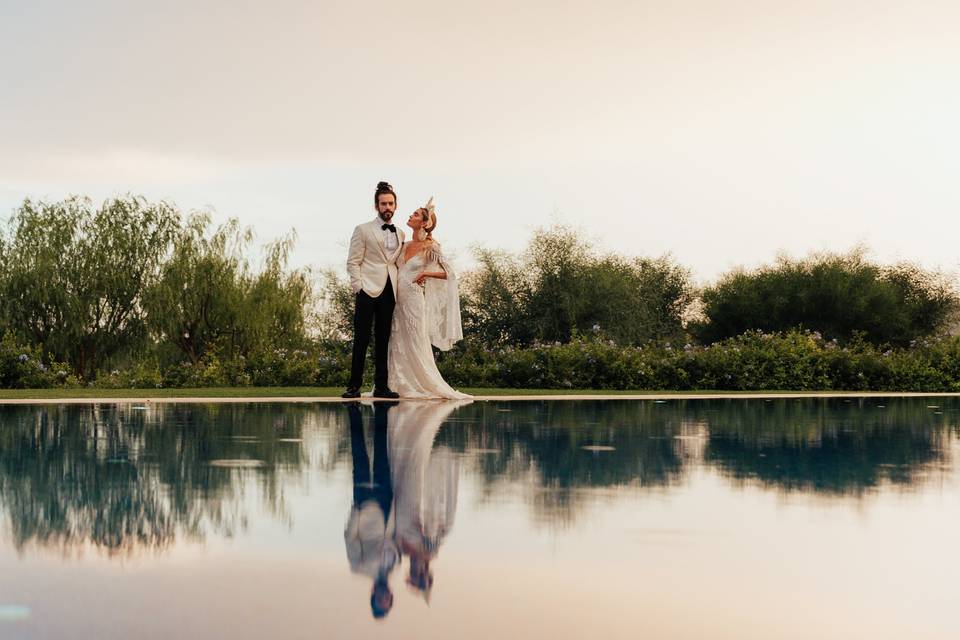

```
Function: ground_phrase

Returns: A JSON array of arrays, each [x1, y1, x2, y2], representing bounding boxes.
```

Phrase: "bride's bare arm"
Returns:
[[414, 241, 448, 284], [414, 270, 446, 285]]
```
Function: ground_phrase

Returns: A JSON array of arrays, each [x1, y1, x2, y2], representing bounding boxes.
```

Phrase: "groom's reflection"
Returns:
[[344, 401, 398, 619]]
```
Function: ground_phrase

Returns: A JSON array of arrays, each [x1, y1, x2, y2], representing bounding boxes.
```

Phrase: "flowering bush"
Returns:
[[3, 329, 960, 391], [137, 342, 353, 388], [93, 362, 164, 389], [0, 333, 78, 388], [437, 331, 960, 391]]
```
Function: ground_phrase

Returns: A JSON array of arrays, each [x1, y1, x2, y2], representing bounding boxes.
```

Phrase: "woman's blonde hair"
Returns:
[[420, 197, 438, 240], [420, 208, 437, 240]]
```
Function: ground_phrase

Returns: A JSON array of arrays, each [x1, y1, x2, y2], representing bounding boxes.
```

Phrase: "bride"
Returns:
[[387, 198, 471, 399]]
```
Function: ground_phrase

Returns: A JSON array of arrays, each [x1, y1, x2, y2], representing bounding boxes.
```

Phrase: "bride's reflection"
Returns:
[[344, 399, 469, 618], [391, 400, 468, 602]]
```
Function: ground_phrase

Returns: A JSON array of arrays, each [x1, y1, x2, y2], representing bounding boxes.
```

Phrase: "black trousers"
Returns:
[[348, 403, 393, 515], [349, 278, 395, 390]]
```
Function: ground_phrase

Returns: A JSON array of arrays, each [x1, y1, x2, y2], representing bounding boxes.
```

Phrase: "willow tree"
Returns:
[[0, 196, 180, 379], [143, 215, 251, 365], [143, 215, 313, 366], [239, 233, 314, 356]]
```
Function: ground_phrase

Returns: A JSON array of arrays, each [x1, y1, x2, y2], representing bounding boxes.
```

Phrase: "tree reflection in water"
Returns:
[[433, 401, 690, 526], [431, 399, 955, 523], [698, 398, 953, 495], [0, 398, 954, 559], [0, 403, 316, 556]]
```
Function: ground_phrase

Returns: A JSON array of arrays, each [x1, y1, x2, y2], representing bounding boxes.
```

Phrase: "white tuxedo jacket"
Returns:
[[346, 218, 406, 298]]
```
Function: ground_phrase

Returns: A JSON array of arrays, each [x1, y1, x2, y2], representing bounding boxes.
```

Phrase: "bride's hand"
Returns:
[[415, 272, 428, 286]]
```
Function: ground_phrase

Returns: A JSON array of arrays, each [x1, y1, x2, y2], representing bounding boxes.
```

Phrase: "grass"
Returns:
[[0, 387, 954, 400]]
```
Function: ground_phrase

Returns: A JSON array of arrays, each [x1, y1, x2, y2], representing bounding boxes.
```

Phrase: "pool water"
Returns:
[[0, 398, 957, 639]]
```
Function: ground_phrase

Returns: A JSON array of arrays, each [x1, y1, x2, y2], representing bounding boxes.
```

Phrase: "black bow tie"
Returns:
[[381, 223, 396, 233]]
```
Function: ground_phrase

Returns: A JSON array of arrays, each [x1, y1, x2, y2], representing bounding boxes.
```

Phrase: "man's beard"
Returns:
[[379, 210, 394, 221]]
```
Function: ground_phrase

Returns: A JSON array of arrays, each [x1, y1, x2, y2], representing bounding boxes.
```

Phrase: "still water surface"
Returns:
[[0, 398, 958, 639]]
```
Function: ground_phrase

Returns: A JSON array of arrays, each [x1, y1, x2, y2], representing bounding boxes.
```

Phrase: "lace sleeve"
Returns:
[[423, 243, 464, 351], [425, 241, 444, 268]]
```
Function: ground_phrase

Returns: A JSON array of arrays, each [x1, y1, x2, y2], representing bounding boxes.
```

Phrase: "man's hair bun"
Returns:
[[374, 181, 396, 206]]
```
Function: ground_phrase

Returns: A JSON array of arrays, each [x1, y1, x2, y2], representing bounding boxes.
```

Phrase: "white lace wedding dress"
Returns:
[[387, 243, 471, 399]]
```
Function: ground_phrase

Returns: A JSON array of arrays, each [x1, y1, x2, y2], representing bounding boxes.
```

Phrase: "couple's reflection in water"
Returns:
[[345, 400, 467, 619], [0, 398, 950, 573]]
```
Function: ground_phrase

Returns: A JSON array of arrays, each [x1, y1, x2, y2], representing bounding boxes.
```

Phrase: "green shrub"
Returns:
[[0, 333, 77, 388], [436, 332, 960, 392], [160, 356, 232, 388], [244, 347, 320, 386], [695, 250, 959, 346], [92, 361, 164, 389], [4, 329, 960, 391], [459, 226, 694, 347], [314, 340, 357, 387]]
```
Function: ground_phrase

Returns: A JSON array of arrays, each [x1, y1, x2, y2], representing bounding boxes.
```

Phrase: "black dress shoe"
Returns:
[[373, 387, 400, 399], [341, 387, 361, 399]]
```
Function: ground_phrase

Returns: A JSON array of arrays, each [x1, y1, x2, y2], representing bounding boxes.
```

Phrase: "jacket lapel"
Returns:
[[370, 219, 388, 258], [388, 228, 404, 261]]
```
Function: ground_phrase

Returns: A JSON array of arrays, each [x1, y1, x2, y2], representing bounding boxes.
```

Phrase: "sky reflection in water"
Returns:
[[0, 398, 958, 639]]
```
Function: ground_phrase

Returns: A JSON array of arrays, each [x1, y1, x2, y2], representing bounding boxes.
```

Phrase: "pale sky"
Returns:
[[2, 0, 959, 282]]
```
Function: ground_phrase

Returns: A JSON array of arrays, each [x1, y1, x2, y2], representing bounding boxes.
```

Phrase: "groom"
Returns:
[[342, 181, 405, 399]]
